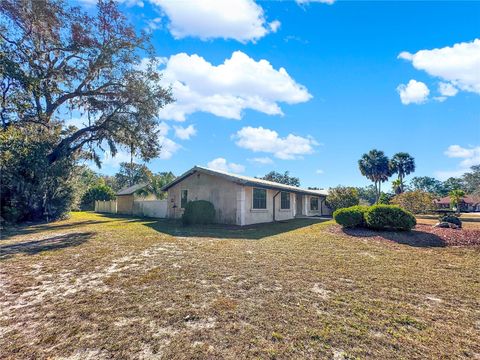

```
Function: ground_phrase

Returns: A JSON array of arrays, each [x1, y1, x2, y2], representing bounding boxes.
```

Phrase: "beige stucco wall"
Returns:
[[167, 172, 242, 224], [117, 194, 134, 214]]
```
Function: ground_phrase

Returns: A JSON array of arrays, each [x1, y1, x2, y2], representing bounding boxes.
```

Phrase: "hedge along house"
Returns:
[[161, 166, 331, 226]]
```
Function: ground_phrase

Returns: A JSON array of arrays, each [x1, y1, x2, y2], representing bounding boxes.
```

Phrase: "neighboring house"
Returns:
[[435, 195, 480, 212], [161, 166, 331, 225], [116, 183, 155, 214]]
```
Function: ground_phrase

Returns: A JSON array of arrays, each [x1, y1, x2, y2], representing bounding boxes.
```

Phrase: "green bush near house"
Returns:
[[365, 205, 416, 231], [333, 206, 369, 228], [182, 200, 216, 225]]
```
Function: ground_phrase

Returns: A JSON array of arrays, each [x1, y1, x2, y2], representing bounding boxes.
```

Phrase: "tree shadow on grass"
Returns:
[[96, 214, 332, 240], [337, 227, 447, 248], [1, 220, 108, 240], [0, 232, 94, 260]]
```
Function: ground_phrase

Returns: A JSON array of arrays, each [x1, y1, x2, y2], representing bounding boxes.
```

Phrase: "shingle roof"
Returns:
[[435, 195, 480, 205], [161, 166, 328, 196], [116, 183, 148, 196]]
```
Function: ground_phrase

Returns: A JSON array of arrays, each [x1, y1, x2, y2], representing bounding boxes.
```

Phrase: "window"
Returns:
[[181, 189, 188, 208], [310, 197, 319, 211], [253, 188, 267, 209], [280, 192, 290, 209]]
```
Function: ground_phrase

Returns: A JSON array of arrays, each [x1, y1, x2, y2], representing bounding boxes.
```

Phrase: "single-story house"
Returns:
[[161, 166, 331, 225], [116, 183, 155, 214], [435, 195, 480, 212]]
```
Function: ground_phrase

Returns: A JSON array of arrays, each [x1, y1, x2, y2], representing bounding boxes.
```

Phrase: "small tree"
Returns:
[[326, 186, 360, 211], [389, 152, 415, 193], [410, 176, 445, 196], [260, 171, 300, 187], [449, 189, 465, 214], [358, 149, 392, 204], [391, 191, 435, 214], [81, 183, 116, 210], [115, 162, 152, 189], [137, 171, 176, 199]]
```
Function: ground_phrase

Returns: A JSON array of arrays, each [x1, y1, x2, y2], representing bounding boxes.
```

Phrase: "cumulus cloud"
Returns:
[[173, 125, 196, 140], [207, 157, 245, 173], [397, 79, 430, 105], [438, 82, 459, 97], [248, 157, 274, 165], [399, 39, 480, 98], [316, 169, 324, 174], [156, 51, 311, 121], [234, 126, 318, 160], [435, 145, 480, 180], [150, 0, 279, 43]]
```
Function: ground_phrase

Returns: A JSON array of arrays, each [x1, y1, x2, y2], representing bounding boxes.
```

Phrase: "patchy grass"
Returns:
[[1, 212, 479, 359]]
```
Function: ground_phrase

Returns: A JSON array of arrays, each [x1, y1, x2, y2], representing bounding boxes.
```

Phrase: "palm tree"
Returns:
[[358, 149, 392, 204], [392, 179, 402, 195], [136, 172, 176, 199], [389, 152, 415, 193], [449, 189, 465, 214]]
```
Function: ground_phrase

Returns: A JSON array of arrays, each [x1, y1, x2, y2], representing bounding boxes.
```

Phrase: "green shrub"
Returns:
[[333, 206, 369, 228], [364, 205, 416, 231], [81, 184, 116, 210], [440, 214, 462, 228], [181, 200, 216, 225]]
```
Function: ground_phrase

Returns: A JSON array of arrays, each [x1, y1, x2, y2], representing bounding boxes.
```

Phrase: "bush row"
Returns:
[[333, 204, 416, 231], [182, 200, 216, 225]]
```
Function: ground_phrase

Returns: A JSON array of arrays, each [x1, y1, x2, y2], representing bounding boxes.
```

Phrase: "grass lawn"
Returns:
[[1, 212, 479, 359]]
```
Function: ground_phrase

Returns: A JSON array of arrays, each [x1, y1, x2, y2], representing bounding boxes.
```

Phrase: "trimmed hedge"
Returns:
[[181, 200, 216, 225], [333, 206, 368, 228], [364, 205, 416, 231]]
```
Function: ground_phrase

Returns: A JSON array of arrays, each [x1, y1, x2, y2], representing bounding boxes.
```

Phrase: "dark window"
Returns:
[[181, 190, 188, 208], [280, 192, 290, 209], [310, 197, 319, 211], [253, 188, 267, 209]]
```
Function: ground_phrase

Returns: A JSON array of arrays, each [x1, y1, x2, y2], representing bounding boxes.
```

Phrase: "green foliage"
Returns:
[[260, 171, 300, 187], [80, 184, 116, 210], [356, 185, 377, 205], [115, 162, 153, 189], [463, 165, 480, 196], [440, 214, 462, 228], [181, 200, 216, 226], [333, 206, 368, 228], [389, 152, 415, 193], [137, 171, 176, 199], [364, 205, 416, 231], [449, 189, 465, 213], [326, 186, 360, 211], [409, 176, 445, 196], [358, 149, 392, 203], [0, 125, 76, 222], [378, 192, 393, 204], [391, 191, 435, 214]]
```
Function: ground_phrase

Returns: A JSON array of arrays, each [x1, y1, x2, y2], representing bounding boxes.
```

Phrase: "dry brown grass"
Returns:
[[1, 212, 479, 359]]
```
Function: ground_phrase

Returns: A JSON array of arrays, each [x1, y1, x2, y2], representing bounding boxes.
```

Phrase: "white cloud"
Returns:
[[397, 79, 430, 105], [101, 149, 135, 169], [248, 157, 273, 165], [316, 169, 324, 174], [438, 82, 459, 97], [435, 145, 480, 180], [173, 125, 196, 140], [156, 122, 181, 159], [150, 0, 279, 43], [234, 126, 318, 160], [157, 51, 311, 121], [399, 39, 480, 98], [296, 0, 336, 4], [207, 157, 245, 173]]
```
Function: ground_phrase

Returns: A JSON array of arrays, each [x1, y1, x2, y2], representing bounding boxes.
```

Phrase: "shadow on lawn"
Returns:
[[338, 227, 447, 248], [95, 213, 331, 240], [1, 220, 108, 240], [0, 232, 94, 260]]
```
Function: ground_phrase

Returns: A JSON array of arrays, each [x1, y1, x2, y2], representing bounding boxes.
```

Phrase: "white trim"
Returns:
[[237, 187, 246, 226]]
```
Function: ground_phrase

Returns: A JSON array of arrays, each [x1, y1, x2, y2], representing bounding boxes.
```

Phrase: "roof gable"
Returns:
[[116, 183, 148, 196], [161, 166, 328, 196]]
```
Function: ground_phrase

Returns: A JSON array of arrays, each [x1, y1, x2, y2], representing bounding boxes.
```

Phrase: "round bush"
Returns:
[[333, 206, 369, 228], [364, 205, 416, 231], [440, 214, 462, 228], [181, 200, 216, 225]]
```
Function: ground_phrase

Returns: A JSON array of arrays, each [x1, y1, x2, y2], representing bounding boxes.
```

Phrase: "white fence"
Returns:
[[95, 200, 117, 214], [95, 199, 167, 218]]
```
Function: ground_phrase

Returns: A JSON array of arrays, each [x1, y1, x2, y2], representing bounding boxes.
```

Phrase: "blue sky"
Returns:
[[76, 0, 480, 189]]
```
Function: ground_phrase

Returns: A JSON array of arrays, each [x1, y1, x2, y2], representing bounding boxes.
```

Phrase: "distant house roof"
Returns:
[[435, 195, 480, 205], [161, 166, 328, 196], [116, 183, 148, 196]]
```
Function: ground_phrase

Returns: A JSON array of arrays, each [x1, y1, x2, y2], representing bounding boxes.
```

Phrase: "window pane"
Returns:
[[310, 197, 318, 210], [281, 192, 290, 209], [181, 190, 188, 208], [253, 188, 267, 209]]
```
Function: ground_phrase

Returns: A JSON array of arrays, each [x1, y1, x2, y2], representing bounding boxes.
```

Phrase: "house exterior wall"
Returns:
[[243, 187, 296, 225], [304, 195, 332, 217], [166, 172, 241, 224]]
